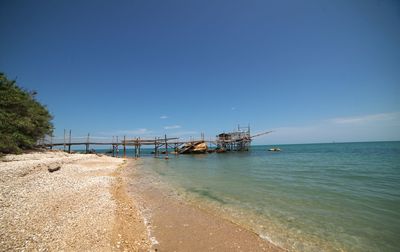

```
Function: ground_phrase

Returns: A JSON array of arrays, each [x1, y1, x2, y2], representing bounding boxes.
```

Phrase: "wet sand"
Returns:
[[125, 158, 284, 252]]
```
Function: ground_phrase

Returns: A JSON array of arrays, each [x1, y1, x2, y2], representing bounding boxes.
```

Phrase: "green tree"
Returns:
[[0, 73, 53, 154]]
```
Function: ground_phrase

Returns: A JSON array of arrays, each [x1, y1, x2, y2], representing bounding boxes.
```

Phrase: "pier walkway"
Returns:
[[37, 128, 272, 158]]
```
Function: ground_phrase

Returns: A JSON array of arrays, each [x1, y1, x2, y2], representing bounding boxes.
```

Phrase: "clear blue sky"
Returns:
[[1, 0, 399, 144]]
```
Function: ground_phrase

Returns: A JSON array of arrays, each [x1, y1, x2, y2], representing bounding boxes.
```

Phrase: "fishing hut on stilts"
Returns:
[[216, 125, 272, 152]]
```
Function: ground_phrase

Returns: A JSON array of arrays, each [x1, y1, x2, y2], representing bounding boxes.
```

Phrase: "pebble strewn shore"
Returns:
[[0, 151, 150, 251]]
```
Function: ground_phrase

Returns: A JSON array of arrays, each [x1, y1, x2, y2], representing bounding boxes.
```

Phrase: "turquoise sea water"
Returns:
[[137, 142, 400, 251]]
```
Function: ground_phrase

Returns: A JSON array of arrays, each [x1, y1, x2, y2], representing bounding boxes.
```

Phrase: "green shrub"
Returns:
[[0, 73, 53, 154]]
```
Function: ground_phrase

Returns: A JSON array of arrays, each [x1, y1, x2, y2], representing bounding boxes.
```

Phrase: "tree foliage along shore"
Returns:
[[0, 73, 53, 154]]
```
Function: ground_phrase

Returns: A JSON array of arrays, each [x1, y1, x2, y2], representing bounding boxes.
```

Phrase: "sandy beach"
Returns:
[[0, 151, 282, 251]]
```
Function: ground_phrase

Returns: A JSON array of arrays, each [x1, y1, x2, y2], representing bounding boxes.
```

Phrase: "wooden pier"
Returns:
[[38, 126, 272, 158]]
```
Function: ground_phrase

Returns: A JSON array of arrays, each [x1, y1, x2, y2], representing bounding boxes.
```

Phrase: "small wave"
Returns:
[[143, 215, 159, 246], [259, 233, 282, 249]]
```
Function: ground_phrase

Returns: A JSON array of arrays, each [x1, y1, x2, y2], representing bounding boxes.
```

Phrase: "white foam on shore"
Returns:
[[259, 233, 282, 249], [143, 215, 159, 246], [137, 201, 159, 247]]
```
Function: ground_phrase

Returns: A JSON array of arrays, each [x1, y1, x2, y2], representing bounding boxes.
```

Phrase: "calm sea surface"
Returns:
[[132, 141, 400, 251]]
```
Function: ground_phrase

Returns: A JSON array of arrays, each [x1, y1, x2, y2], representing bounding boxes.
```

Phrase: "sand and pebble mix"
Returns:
[[0, 150, 150, 251]]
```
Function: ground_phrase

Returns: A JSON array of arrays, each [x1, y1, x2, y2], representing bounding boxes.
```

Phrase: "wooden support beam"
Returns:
[[63, 129, 66, 151], [68, 130, 71, 153], [135, 138, 139, 158], [123, 135, 126, 158], [138, 137, 141, 157], [154, 137, 157, 158], [116, 136, 119, 157], [85, 133, 90, 154], [165, 134, 168, 159]]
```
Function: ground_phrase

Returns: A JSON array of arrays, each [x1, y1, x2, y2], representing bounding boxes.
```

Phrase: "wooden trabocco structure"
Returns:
[[215, 125, 272, 152], [38, 126, 272, 157], [216, 125, 252, 151]]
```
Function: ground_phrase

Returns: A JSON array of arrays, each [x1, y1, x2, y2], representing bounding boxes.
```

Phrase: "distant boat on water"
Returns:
[[268, 148, 281, 152]]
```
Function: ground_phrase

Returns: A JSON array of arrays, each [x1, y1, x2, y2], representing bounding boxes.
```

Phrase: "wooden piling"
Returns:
[[123, 135, 126, 158], [134, 138, 139, 158], [154, 137, 157, 158], [138, 137, 141, 157], [165, 134, 168, 159], [68, 130, 72, 153], [85, 133, 90, 154], [63, 129, 66, 151], [116, 136, 119, 158]]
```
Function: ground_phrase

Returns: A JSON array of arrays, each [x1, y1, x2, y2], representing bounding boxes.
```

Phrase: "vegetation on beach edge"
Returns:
[[0, 73, 53, 154]]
